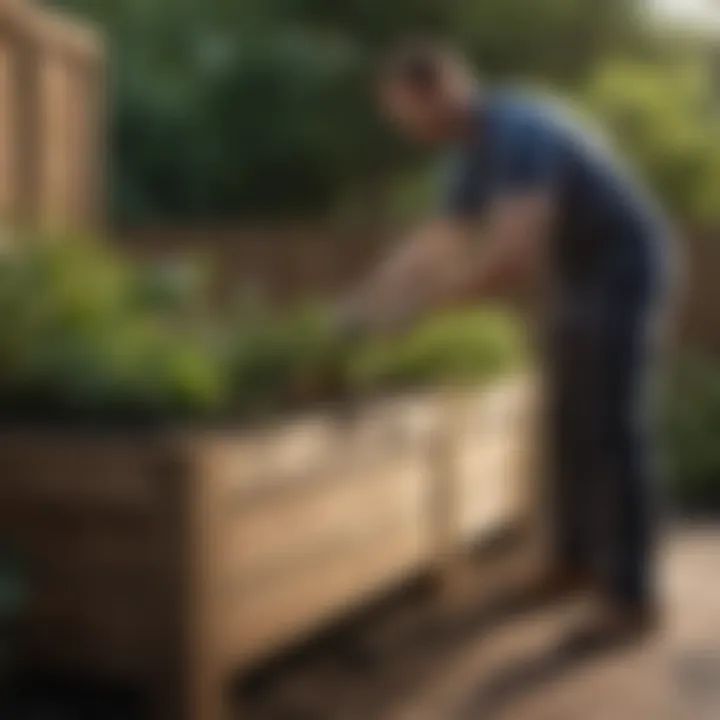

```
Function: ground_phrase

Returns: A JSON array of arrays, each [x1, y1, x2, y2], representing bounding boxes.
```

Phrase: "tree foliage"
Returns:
[[48, 0, 646, 223], [584, 58, 720, 224]]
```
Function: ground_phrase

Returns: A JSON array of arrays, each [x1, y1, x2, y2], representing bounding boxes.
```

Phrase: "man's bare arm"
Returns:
[[339, 220, 471, 333], [339, 191, 554, 335]]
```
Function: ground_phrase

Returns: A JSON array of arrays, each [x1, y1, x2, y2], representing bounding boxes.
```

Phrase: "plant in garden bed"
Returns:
[[0, 237, 228, 423], [347, 308, 527, 392], [666, 352, 720, 514], [225, 302, 349, 415], [0, 237, 527, 425]]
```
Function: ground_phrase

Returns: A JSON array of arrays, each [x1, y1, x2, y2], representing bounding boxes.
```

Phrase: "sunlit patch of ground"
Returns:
[[388, 526, 720, 720]]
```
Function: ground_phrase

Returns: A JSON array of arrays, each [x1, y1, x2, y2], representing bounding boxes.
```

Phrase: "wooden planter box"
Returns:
[[0, 375, 536, 720]]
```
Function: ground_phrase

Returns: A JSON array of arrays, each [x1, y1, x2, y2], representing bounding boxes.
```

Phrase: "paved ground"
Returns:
[[384, 526, 720, 720]]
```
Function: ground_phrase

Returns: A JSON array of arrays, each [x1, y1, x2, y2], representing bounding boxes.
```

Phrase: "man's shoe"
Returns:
[[558, 598, 661, 659], [533, 566, 595, 602]]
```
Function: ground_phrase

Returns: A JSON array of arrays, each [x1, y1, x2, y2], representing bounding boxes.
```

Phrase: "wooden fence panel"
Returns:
[[0, 0, 103, 233]]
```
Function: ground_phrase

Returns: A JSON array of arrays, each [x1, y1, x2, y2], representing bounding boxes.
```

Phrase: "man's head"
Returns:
[[378, 40, 477, 146]]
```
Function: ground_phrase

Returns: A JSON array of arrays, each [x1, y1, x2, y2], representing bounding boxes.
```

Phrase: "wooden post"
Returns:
[[0, 0, 105, 234], [431, 378, 548, 612], [13, 14, 41, 229], [153, 434, 232, 720], [520, 376, 555, 575], [80, 49, 106, 233], [430, 389, 470, 608], [0, 24, 18, 223]]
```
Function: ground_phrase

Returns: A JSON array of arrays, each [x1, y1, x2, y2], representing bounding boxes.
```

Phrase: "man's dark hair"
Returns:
[[380, 39, 453, 92]]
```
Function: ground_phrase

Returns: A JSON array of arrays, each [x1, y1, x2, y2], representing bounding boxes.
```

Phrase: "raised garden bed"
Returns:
[[0, 238, 538, 718], [0, 374, 537, 720]]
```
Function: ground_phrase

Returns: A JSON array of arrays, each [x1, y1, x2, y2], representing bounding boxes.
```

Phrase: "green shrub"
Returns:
[[0, 238, 228, 422], [666, 352, 720, 513], [56, 0, 642, 224], [226, 303, 347, 415], [582, 59, 720, 225]]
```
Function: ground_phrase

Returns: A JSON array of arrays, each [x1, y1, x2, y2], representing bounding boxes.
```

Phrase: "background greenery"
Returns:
[[45, 0, 718, 226], [34, 0, 720, 510], [666, 352, 720, 513]]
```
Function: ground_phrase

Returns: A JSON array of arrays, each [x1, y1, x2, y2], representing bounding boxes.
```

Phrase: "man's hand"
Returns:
[[336, 221, 473, 337]]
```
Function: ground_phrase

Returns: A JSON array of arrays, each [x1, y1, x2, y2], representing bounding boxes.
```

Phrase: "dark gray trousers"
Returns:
[[547, 293, 665, 606]]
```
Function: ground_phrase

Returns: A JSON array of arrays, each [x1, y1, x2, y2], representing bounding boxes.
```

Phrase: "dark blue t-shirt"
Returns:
[[444, 89, 673, 310]]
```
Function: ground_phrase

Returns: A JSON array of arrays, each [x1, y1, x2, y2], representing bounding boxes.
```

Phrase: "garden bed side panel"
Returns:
[[0, 433, 168, 680], [195, 399, 444, 671]]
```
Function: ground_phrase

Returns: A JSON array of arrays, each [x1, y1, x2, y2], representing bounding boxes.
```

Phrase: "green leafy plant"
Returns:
[[0, 237, 228, 422], [0, 237, 526, 424], [666, 352, 720, 513], [226, 303, 345, 415], [583, 58, 720, 224], [349, 308, 527, 390]]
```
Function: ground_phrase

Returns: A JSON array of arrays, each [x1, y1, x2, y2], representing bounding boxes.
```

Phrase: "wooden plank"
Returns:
[[0, 435, 162, 679], [453, 378, 538, 544], [456, 435, 528, 540], [218, 461, 431, 668], [0, 435, 156, 510], [151, 435, 232, 720], [215, 459, 426, 577], [25, 590, 157, 678], [203, 415, 337, 503], [222, 516, 428, 668]]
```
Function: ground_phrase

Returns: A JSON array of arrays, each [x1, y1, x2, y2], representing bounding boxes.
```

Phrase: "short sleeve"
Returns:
[[495, 119, 562, 195], [443, 149, 488, 220], [443, 109, 563, 221]]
